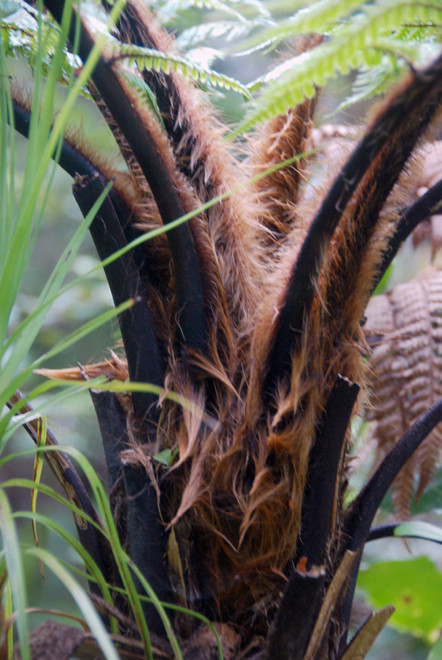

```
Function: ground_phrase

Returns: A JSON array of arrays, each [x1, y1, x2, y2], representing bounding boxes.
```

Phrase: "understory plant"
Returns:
[[1, 0, 442, 658]]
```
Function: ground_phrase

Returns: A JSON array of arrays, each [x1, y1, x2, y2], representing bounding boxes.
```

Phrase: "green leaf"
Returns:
[[428, 636, 442, 660], [15, 509, 119, 635], [358, 556, 442, 644], [154, 447, 178, 467]]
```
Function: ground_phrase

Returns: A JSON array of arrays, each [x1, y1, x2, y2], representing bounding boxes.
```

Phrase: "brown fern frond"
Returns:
[[365, 267, 442, 516], [35, 353, 129, 383]]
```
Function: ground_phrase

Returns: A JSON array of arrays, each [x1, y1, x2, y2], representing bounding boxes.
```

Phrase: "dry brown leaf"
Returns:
[[365, 267, 442, 517], [340, 605, 395, 660]]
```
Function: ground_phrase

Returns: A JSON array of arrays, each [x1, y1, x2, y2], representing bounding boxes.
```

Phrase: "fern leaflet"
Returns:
[[116, 43, 252, 98]]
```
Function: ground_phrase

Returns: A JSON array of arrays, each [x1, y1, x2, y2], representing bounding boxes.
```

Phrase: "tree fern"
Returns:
[[2, 0, 442, 657]]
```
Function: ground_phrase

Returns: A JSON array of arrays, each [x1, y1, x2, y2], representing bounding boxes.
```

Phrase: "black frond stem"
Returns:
[[6, 391, 116, 593], [73, 175, 164, 420], [373, 179, 442, 291], [296, 376, 360, 568], [337, 395, 442, 647], [12, 98, 164, 420], [105, 0, 209, 187], [343, 395, 442, 550], [43, 0, 208, 356], [89, 389, 171, 635], [265, 52, 442, 396], [265, 571, 326, 660], [368, 523, 442, 544], [109, 3, 182, 140]]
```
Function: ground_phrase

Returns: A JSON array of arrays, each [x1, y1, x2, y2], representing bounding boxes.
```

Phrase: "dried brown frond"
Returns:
[[35, 353, 129, 382], [365, 267, 442, 517]]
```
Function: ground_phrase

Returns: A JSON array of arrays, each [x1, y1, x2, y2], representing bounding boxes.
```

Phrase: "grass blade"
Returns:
[[25, 546, 119, 660], [0, 490, 30, 660]]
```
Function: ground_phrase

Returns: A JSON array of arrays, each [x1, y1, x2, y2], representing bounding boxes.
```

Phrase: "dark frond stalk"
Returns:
[[12, 98, 165, 416], [43, 0, 208, 356], [100, 0, 259, 347], [264, 51, 442, 395], [73, 175, 164, 419], [337, 396, 442, 648], [90, 390, 171, 635], [344, 395, 442, 551], [296, 376, 360, 568], [265, 377, 358, 660], [266, 378, 358, 660], [107, 0, 239, 200], [265, 570, 326, 660], [106, 0, 194, 172], [373, 179, 442, 291], [368, 523, 442, 544], [6, 392, 116, 592]]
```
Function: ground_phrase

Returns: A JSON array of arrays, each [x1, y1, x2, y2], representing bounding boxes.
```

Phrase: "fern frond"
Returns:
[[122, 70, 165, 127], [1, 5, 92, 97], [233, 0, 368, 54], [155, 0, 270, 25], [365, 268, 442, 517], [175, 19, 263, 51], [237, 1, 442, 134], [334, 56, 402, 115], [116, 42, 252, 97]]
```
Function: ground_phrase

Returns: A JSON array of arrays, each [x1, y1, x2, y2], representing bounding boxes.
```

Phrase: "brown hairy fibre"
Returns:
[[249, 37, 322, 261]]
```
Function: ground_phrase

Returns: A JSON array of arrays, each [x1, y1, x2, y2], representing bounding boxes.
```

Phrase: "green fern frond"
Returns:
[[333, 56, 401, 115], [333, 20, 441, 113], [0, 4, 92, 96], [232, 0, 368, 55], [155, 0, 270, 25], [236, 0, 442, 135], [117, 43, 252, 98], [175, 19, 268, 51]]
